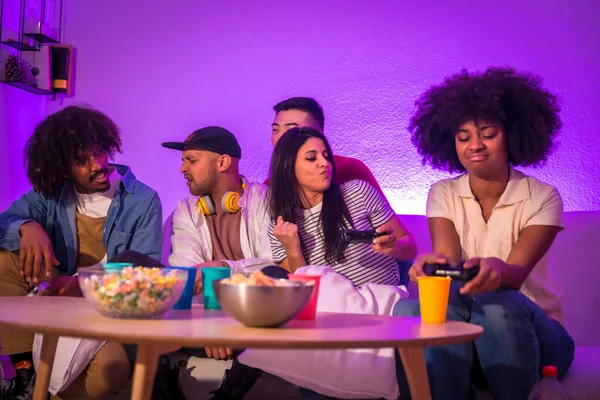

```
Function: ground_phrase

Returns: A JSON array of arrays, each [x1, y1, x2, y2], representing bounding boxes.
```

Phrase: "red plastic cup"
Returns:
[[288, 274, 321, 320]]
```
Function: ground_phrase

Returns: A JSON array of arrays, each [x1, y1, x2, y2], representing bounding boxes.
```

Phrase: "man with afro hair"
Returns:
[[394, 67, 574, 400], [0, 105, 163, 400]]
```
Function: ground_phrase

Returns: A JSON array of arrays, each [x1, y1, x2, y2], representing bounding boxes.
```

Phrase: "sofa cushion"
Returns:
[[545, 212, 600, 346], [561, 346, 600, 400]]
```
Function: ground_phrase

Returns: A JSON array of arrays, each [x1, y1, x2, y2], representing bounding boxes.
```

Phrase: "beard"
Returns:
[[96, 182, 111, 193], [89, 167, 113, 193], [189, 174, 218, 197], [79, 180, 111, 194]]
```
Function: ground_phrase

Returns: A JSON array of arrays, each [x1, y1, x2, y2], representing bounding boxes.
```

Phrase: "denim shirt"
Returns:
[[0, 164, 162, 275]]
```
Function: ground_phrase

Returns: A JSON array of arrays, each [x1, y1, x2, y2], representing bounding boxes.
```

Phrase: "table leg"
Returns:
[[130, 343, 160, 400], [398, 347, 431, 400], [33, 334, 58, 400]]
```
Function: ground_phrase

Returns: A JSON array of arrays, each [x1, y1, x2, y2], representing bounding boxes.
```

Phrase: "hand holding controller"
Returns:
[[423, 261, 480, 281], [342, 230, 385, 244]]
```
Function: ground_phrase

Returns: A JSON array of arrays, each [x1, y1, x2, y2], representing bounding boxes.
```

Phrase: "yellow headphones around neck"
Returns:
[[197, 182, 246, 215]]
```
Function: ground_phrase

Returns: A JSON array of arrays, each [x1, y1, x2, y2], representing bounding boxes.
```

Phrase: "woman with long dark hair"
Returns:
[[268, 127, 417, 285], [208, 127, 417, 400]]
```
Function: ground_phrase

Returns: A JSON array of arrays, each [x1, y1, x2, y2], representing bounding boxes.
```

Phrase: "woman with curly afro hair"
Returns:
[[393, 68, 574, 400], [0, 105, 162, 399]]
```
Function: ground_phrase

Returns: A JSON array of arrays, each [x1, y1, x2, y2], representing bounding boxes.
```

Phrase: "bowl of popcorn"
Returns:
[[77, 265, 188, 319], [213, 270, 314, 327]]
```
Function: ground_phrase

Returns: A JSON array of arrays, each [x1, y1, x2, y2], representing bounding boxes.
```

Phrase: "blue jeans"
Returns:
[[393, 281, 575, 400]]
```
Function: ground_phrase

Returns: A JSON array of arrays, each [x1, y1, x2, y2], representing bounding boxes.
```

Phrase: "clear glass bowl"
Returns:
[[78, 265, 188, 319]]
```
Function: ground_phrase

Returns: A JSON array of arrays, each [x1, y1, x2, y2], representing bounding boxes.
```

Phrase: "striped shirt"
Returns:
[[269, 180, 399, 286]]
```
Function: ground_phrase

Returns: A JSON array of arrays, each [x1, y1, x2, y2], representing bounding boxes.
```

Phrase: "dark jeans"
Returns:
[[393, 280, 575, 400]]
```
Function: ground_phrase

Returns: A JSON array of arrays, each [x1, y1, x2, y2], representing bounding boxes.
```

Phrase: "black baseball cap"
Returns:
[[161, 126, 242, 159]]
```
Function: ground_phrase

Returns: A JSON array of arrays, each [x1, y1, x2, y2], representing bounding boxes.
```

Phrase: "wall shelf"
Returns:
[[1, 0, 64, 96], [24, 32, 59, 44], [0, 80, 53, 95], [1, 40, 40, 51]]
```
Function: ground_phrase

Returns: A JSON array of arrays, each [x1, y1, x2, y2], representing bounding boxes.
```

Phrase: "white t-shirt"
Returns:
[[427, 168, 565, 323], [74, 168, 122, 263], [269, 180, 399, 286]]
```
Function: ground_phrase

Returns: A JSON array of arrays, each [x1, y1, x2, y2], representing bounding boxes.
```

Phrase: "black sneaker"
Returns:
[[208, 359, 262, 400], [208, 386, 244, 400], [1, 372, 36, 400], [151, 356, 186, 400]]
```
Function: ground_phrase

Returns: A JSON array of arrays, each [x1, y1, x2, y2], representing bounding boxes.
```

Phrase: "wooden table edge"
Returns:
[[0, 320, 483, 349]]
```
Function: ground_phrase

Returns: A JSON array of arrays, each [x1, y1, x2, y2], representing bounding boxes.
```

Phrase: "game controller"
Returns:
[[341, 229, 385, 244], [423, 261, 480, 281]]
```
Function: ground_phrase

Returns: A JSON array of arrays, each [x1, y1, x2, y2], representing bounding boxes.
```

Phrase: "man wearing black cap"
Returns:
[[162, 126, 273, 376], [162, 126, 272, 275]]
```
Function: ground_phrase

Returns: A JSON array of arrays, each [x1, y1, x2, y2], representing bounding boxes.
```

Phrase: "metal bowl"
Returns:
[[213, 279, 314, 327]]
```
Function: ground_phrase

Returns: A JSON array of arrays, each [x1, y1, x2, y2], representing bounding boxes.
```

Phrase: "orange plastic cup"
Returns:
[[417, 276, 451, 323], [288, 274, 321, 320]]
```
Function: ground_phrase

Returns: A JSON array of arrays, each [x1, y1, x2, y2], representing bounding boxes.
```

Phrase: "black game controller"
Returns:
[[423, 261, 480, 281], [342, 229, 385, 244]]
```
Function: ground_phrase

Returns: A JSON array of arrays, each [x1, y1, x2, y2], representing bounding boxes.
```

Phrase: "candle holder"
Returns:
[[23, 0, 62, 44]]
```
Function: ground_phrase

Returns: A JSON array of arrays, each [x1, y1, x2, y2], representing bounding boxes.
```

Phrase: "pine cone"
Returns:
[[4, 55, 26, 82]]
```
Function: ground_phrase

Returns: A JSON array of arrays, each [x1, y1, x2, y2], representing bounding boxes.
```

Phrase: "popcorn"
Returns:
[[81, 266, 186, 318]]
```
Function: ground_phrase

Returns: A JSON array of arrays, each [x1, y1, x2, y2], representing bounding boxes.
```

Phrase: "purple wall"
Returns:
[[3, 0, 599, 217], [0, 0, 46, 212], [0, 86, 45, 211]]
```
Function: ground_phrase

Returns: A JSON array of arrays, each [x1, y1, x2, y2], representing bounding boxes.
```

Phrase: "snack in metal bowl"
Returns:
[[214, 270, 314, 327], [78, 265, 187, 319], [221, 271, 282, 286]]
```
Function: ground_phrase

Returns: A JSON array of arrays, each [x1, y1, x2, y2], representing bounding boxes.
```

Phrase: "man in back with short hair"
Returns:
[[269, 96, 385, 194]]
